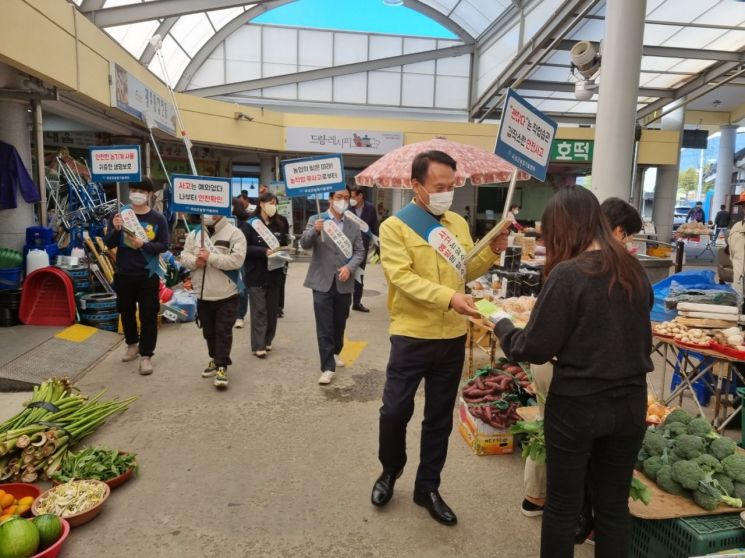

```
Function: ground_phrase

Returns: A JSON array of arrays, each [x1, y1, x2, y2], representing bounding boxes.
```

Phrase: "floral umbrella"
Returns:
[[354, 137, 530, 188]]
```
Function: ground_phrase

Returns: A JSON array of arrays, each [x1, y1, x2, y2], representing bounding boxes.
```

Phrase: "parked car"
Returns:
[[673, 206, 691, 230]]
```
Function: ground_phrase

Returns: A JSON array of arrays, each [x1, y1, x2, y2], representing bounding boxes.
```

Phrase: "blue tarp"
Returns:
[[651, 269, 736, 323]]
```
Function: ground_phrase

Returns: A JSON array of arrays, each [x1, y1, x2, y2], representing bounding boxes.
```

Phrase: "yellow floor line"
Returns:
[[339, 337, 368, 367], [55, 324, 99, 343]]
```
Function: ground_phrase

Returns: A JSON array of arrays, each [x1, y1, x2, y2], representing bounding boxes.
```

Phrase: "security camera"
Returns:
[[570, 41, 601, 100], [574, 80, 597, 101]]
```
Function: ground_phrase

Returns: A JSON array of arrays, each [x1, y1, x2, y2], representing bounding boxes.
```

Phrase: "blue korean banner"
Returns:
[[281, 154, 346, 198], [494, 89, 557, 182], [171, 174, 232, 216], [89, 145, 141, 183]]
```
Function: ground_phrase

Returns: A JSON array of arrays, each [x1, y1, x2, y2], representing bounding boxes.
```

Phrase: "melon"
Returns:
[[32, 515, 62, 551], [0, 517, 39, 558]]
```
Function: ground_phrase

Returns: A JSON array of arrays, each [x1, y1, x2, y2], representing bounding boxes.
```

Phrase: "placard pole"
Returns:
[[116, 182, 121, 210], [502, 168, 519, 218], [316, 197, 325, 242]]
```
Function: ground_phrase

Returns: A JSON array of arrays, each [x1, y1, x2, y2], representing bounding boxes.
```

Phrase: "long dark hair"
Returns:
[[542, 185, 646, 300], [251, 192, 285, 231]]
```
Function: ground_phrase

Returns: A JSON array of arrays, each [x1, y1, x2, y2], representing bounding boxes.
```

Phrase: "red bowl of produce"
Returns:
[[50, 451, 136, 490], [32, 480, 110, 528], [31, 518, 70, 558], [0, 483, 42, 518]]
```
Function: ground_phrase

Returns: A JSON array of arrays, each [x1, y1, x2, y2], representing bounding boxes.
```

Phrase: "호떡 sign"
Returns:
[[281, 154, 346, 198], [286, 127, 403, 155], [550, 140, 594, 163], [495, 89, 557, 182], [171, 175, 232, 216], [89, 145, 141, 183]]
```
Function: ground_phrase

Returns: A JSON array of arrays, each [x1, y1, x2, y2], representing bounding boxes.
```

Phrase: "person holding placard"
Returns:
[[242, 192, 289, 358], [347, 186, 379, 313], [181, 214, 247, 389], [370, 151, 507, 525], [300, 188, 365, 385], [105, 177, 169, 375]]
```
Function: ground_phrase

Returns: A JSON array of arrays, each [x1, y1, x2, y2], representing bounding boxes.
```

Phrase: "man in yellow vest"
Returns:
[[371, 150, 508, 525]]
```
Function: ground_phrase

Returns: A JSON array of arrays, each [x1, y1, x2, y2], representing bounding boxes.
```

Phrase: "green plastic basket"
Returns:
[[631, 514, 745, 558]]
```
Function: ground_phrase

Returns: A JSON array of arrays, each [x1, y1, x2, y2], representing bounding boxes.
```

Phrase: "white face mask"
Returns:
[[349, 198, 358, 208], [423, 190, 454, 216], [129, 192, 148, 206], [513, 210, 519, 216], [263, 203, 277, 217], [203, 215, 218, 226], [333, 200, 349, 214]]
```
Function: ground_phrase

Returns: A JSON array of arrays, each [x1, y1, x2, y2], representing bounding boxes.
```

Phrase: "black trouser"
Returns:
[[196, 296, 239, 368], [312, 281, 351, 372], [278, 264, 287, 310], [114, 272, 160, 357], [542, 388, 646, 558], [353, 248, 369, 306], [378, 335, 466, 492], [248, 285, 279, 351]]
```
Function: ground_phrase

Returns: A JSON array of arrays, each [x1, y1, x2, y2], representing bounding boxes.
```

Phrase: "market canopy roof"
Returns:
[[75, 0, 745, 125]]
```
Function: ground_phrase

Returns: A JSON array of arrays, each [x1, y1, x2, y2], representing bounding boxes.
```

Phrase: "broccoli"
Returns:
[[664, 408, 692, 426], [693, 473, 743, 511], [687, 417, 714, 437], [656, 465, 686, 495], [672, 460, 705, 490], [734, 482, 745, 502], [673, 435, 705, 460], [709, 437, 737, 461], [668, 451, 683, 465], [695, 453, 723, 474], [643, 456, 665, 480], [721, 454, 745, 482], [714, 473, 735, 497], [663, 422, 688, 439], [643, 430, 667, 457]]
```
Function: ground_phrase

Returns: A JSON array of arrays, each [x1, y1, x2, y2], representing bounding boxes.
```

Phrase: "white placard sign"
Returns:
[[171, 174, 232, 216], [286, 127, 403, 155]]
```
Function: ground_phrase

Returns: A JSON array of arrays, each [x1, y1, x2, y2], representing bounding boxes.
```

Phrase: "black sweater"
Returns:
[[105, 210, 169, 276], [241, 217, 288, 287], [494, 251, 654, 396]]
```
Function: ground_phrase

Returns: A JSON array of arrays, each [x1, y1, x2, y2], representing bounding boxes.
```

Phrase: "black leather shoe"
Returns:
[[371, 470, 402, 507], [413, 490, 457, 526], [352, 304, 370, 313]]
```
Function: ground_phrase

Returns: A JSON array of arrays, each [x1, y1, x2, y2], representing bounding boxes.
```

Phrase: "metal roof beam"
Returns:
[[583, 14, 745, 32], [186, 44, 474, 97], [139, 17, 179, 65], [403, 1, 474, 44], [471, 0, 600, 121], [554, 40, 745, 62], [638, 60, 745, 124], [82, 0, 267, 27], [517, 79, 673, 99]]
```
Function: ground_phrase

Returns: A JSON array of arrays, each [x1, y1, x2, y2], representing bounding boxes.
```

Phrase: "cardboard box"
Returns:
[[457, 398, 513, 456]]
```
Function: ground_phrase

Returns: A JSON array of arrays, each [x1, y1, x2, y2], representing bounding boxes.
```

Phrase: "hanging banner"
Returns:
[[286, 127, 403, 155], [110, 62, 176, 136], [171, 174, 232, 216], [281, 154, 346, 198], [495, 89, 557, 182], [89, 145, 141, 183]]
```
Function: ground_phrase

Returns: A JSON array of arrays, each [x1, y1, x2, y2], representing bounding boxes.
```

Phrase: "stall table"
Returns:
[[652, 335, 745, 431]]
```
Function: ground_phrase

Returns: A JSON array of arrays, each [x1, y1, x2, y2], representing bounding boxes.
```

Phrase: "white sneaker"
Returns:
[[334, 355, 345, 368], [318, 371, 335, 385], [122, 344, 139, 362], [139, 357, 153, 375], [235, 319, 245, 329]]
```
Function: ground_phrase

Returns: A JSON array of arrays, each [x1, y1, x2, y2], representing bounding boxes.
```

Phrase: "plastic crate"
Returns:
[[0, 267, 22, 291], [631, 514, 745, 558]]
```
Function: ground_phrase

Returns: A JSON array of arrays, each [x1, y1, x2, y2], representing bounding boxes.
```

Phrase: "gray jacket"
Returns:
[[301, 213, 365, 294]]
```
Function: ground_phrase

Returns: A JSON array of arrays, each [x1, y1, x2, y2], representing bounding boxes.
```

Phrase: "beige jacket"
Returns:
[[180, 218, 247, 301], [728, 220, 745, 297]]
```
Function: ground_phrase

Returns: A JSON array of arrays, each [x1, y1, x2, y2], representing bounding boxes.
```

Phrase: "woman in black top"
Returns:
[[494, 186, 653, 558], [242, 192, 288, 358]]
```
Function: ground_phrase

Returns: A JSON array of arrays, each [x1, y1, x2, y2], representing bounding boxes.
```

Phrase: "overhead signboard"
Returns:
[[89, 145, 141, 183], [110, 62, 176, 136], [171, 174, 232, 216], [494, 89, 557, 182], [281, 154, 346, 198], [550, 140, 594, 163], [286, 127, 403, 155]]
